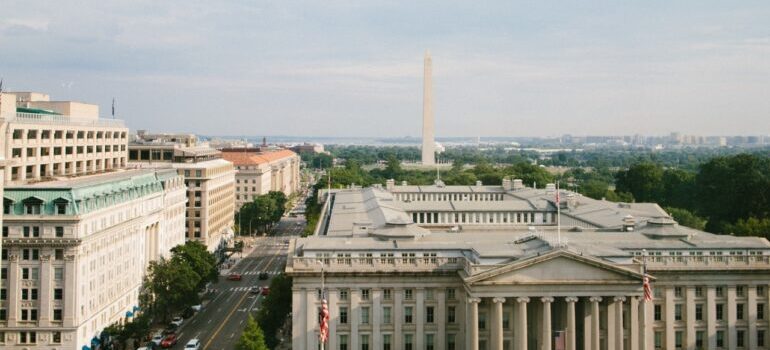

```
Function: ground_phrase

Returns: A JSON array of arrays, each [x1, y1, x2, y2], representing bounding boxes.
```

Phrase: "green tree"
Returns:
[[170, 241, 218, 290], [267, 191, 288, 223], [237, 315, 269, 350], [660, 169, 696, 208], [724, 217, 770, 238], [382, 154, 403, 180], [615, 162, 664, 202], [257, 274, 293, 348], [666, 207, 707, 231], [145, 258, 200, 322]]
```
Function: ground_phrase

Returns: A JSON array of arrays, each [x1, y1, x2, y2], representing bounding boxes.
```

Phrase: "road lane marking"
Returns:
[[203, 249, 282, 350]]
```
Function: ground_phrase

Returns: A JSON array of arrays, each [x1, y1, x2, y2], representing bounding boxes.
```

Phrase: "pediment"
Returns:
[[466, 249, 644, 286]]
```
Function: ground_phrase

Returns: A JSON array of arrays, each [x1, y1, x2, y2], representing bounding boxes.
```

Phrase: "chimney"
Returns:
[[386, 179, 395, 191], [475, 180, 483, 186], [512, 179, 524, 190], [401, 181, 408, 186], [623, 215, 636, 232], [502, 178, 512, 191], [545, 183, 556, 193]]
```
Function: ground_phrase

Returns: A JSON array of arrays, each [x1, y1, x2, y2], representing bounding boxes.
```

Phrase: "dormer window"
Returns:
[[2, 198, 13, 215], [22, 197, 44, 215], [53, 198, 69, 215]]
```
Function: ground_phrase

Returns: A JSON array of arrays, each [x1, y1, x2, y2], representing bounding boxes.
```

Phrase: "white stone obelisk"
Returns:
[[421, 50, 436, 165]]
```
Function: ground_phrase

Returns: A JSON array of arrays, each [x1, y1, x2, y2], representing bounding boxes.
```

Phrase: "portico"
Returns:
[[464, 250, 648, 350]]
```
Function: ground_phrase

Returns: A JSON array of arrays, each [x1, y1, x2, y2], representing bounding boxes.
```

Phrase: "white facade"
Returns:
[[0, 169, 187, 349], [222, 150, 301, 210], [421, 51, 435, 165], [289, 185, 770, 350]]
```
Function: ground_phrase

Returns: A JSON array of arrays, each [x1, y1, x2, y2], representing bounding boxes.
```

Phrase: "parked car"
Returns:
[[151, 332, 164, 346], [160, 333, 178, 348], [227, 273, 242, 281], [258, 272, 269, 280], [185, 339, 201, 350], [250, 286, 261, 294], [170, 316, 184, 327], [261, 287, 270, 296]]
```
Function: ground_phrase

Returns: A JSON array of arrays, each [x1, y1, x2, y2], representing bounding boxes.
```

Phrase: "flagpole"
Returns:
[[320, 262, 325, 350], [557, 181, 561, 247]]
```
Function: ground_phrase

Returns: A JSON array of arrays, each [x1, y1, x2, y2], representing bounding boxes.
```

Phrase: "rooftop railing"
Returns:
[[7, 112, 125, 127], [290, 256, 463, 273], [643, 255, 770, 269]]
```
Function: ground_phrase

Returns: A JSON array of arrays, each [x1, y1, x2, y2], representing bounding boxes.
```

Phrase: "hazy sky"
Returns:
[[1, 1, 768, 137]]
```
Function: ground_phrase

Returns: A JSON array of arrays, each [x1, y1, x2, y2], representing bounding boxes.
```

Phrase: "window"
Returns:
[[361, 289, 370, 300], [21, 309, 38, 321], [55, 249, 64, 260], [674, 287, 683, 298], [340, 289, 349, 301], [759, 286, 766, 297], [759, 330, 766, 348], [339, 307, 348, 324], [0, 309, 5, 321], [339, 334, 348, 350], [55, 226, 64, 237], [447, 334, 456, 350], [426, 306, 434, 323], [695, 304, 703, 321], [675, 304, 682, 321], [383, 307, 391, 324], [737, 286, 745, 297], [404, 306, 413, 323], [425, 334, 434, 350], [759, 303, 765, 320], [716, 287, 724, 297], [695, 331, 704, 348], [716, 303, 724, 320], [446, 288, 456, 300], [360, 307, 369, 325], [479, 312, 486, 330], [0, 289, 5, 300], [404, 334, 413, 350], [405, 289, 413, 300], [360, 334, 369, 350], [383, 334, 392, 350], [695, 286, 704, 297], [1, 227, 6, 237], [737, 303, 744, 320], [54, 289, 63, 300], [447, 306, 456, 323], [716, 331, 725, 347], [19, 331, 36, 344], [52, 331, 61, 344], [503, 310, 510, 329], [654, 304, 662, 321], [654, 331, 662, 349], [737, 330, 745, 348], [383, 289, 392, 300], [675, 331, 683, 349], [53, 309, 62, 321], [54, 268, 64, 280]]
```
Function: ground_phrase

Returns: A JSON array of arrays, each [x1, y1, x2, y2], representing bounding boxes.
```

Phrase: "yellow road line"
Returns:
[[203, 248, 282, 349]]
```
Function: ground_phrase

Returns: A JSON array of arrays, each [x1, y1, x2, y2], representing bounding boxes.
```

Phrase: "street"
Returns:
[[168, 216, 304, 350]]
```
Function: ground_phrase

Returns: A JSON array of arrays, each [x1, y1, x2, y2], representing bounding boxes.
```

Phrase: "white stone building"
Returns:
[[0, 169, 186, 349], [288, 181, 770, 350], [221, 149, 300, 210]]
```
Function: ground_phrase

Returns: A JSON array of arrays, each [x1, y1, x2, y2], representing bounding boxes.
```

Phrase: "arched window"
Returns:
[[22, 197, 44, 215]]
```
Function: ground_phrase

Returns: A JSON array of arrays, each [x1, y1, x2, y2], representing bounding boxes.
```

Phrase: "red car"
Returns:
[[261, 287, 270, 296], [160, 333, 178, 348], [227, 273, 242, 281]]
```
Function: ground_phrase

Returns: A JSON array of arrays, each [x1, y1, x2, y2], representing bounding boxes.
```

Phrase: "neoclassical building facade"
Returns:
[[288, 182, 770, 350]]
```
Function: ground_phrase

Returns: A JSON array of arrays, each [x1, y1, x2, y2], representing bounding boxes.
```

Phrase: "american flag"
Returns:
[[319, 298, 330, 343], [643, 274, 653, 301]]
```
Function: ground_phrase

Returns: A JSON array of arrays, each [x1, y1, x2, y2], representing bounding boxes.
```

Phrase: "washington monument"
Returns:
[[421, 50, 436, 165]]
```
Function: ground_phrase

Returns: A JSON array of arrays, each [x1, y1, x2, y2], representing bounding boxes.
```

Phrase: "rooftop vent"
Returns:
[[512, 179, 524, 190], [502, 178, 512, 191], [475, 180, 483, 186]]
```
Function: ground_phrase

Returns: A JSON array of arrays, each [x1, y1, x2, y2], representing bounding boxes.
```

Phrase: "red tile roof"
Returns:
[[221, 149, 297, 166]]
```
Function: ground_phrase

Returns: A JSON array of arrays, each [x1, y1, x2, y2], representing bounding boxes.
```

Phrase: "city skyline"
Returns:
[[1, 1, 769, 138]]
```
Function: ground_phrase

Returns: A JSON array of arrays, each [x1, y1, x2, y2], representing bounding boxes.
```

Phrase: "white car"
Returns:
[[185, 338, 201, 350], [171, 316, 184, 327], [150, 332, 164, 345], [191, 304, 202, 312]]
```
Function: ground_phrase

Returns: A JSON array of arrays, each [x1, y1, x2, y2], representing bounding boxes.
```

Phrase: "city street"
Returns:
[[168, 216, 304, 350]]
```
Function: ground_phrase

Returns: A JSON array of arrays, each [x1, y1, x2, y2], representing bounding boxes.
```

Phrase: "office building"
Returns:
[[288, 180, 770, 350], [221, 149, 300, 209]]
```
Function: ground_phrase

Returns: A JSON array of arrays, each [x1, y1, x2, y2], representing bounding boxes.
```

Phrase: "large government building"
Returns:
[[287, 179, 770, 350], [221, 148, 301, 210], [1, 91, 188, 348]]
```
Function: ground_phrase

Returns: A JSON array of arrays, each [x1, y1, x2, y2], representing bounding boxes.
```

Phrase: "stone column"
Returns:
[[416, 288, 425, 349], [727, 286, 737, 349], [306, 289, 319, 350], [541, 297, 554, 350], [584, 299, 593, 350], [468, 297, 481, 350], [629, 297, 639, 350], [395, 288, 403, 349], [7, 254, 20, 327], [437, 289, 447, 350], [492, 297, 506, 350], [350, 289, 360, 349], [327, 289, 338, 350], [706, 286, 717, 349], [589, 297, 602, 350], [664, 287, 675, 349], [686, 287, 696, 349], [63, 254, 76, 326], [613, 296, 626, 350], [517, 297, 530, 350], [565, 297, 578, 350], [292, 289, 306, 350], [38, 254, 52, 326], [749, 286, 758, 349]]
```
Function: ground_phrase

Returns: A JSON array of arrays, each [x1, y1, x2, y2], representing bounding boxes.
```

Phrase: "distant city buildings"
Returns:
[[129, 131, 235, 253], [0, 92, 187, 349], [290, 143, 325, 155], [221, 149, 300, 209]]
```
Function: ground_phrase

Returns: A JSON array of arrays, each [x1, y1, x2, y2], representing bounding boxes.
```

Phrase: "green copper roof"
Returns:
[[3, 170, 166, 216], [16, 106, 62, 115]]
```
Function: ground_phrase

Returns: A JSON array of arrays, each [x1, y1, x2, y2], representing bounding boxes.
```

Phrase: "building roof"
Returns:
[[221, 149, 297, 166]]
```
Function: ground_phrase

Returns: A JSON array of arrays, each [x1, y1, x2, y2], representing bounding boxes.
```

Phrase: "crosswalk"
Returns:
[[229, 286, 262, 292], [240, 270, 282, 276]]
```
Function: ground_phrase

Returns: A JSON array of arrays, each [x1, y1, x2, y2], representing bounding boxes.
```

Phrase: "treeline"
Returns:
[[612, 154, 770, 236], [237, 274, 293, 350]]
